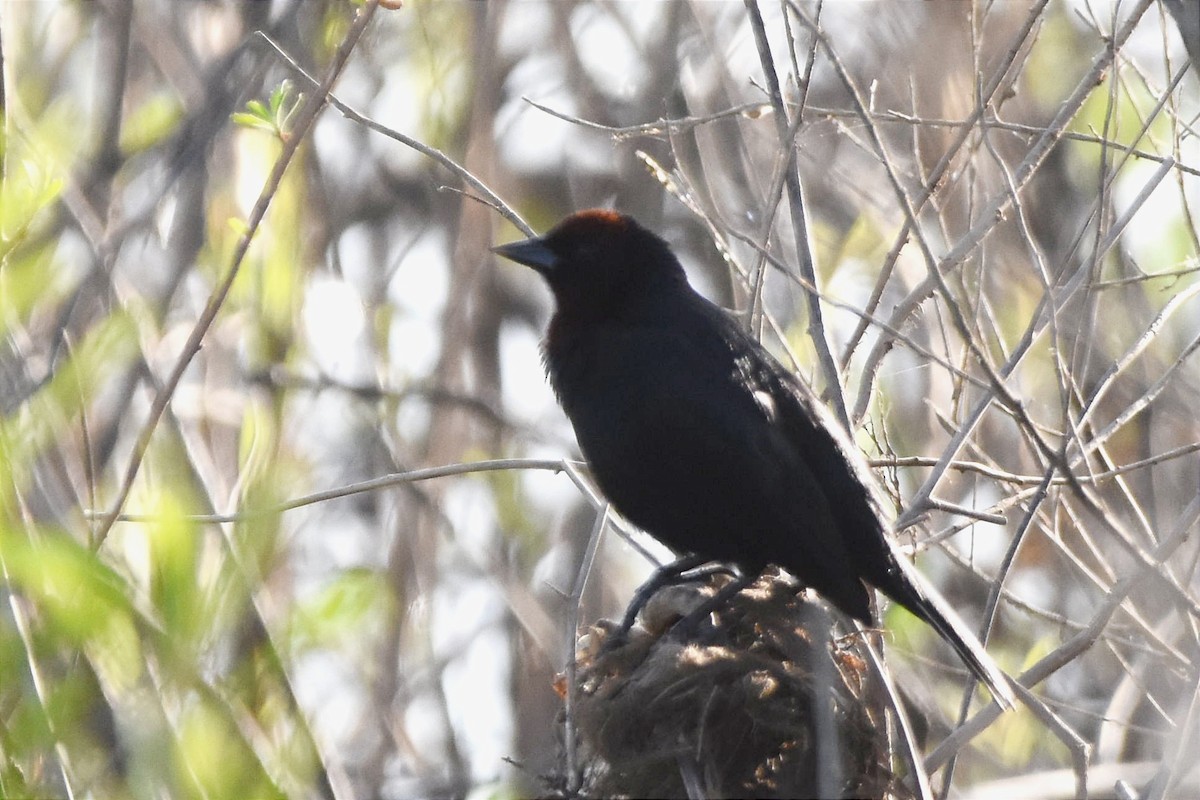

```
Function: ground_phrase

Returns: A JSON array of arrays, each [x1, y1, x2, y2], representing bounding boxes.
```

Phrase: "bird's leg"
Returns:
[[613, 553, 711, 641], [678, 563, 739, 583], [667, 570, 757, 640]]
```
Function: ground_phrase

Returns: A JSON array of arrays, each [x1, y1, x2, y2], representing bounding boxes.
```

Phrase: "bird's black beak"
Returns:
[[491, 236, 558, 275]]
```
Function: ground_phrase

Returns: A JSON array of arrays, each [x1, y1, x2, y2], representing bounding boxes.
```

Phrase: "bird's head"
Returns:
[[492, 210, 685, 316]]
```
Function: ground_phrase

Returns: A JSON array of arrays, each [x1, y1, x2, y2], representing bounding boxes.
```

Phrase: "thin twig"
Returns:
[[926, 494, 1200, 770], [89, 458, 574, 523], [744, 0, 850, 430], [522, 96, 1200, 179], [93, 1, 382, 547], [255, 31, 533, 238], [851, 0, 1156, 426], [563, 505, 608, 796], [871, 440, 1200, 486]]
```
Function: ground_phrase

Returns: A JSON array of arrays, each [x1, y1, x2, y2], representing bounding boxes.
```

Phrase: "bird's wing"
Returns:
[[729, 326, 898, 583], [705, 310, 1015, 706], [711, 334, 883, 618], [570, 317, 873, 618]]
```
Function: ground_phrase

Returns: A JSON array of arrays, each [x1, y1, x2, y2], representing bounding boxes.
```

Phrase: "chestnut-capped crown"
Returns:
[[492, 210, 685, 314]]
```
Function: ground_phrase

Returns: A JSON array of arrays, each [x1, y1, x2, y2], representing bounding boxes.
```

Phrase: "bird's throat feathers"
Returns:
[[527, 209, 693, 381]]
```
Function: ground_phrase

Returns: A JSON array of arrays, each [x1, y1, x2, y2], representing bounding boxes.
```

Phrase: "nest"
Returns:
[[552, 571, 903, 799]]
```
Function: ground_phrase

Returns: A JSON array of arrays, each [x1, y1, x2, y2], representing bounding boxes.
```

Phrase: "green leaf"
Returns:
[[288, 569, 393, 653], [1, 532, 134, 649], [230, 112, 277, 134], [268, 80, 294, 116], [146, 489, 203, 645], [244, 99, 269, 119], [120, 93, 183, 154]]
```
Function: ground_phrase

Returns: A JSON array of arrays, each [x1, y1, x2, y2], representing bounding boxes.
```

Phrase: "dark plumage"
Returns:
[[493, 209, 1014, 709]]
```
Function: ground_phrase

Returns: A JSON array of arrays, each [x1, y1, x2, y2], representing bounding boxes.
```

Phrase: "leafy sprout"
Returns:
[[230, 80, 304, 142]]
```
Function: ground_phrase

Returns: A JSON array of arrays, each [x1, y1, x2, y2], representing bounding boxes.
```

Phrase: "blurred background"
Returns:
[[1, 0, 1198, 797]]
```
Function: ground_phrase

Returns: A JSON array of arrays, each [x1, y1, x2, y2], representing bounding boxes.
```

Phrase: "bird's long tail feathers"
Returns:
[[887, 556, 1017, 711]]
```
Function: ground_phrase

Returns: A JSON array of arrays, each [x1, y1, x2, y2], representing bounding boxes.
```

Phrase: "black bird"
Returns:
[[493, 210, 1015, 709]]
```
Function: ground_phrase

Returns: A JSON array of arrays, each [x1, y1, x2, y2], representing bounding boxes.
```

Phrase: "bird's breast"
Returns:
[[544, 319, 764, 489]]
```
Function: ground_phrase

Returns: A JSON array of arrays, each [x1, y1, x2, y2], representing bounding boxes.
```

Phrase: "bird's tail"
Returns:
[[886, 556, 1017, 711]]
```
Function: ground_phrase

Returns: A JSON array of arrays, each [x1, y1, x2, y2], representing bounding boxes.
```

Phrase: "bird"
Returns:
[[493, 209, 1016, 710]]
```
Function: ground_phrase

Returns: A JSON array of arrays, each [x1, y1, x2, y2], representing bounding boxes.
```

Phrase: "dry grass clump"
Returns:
[[557, 571, 905, 799]]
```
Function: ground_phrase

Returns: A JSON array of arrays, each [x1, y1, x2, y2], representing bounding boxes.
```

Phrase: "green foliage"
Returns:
[[1023, 9, 1087, 108], [2, 534, 131, 646], [146, 490, 204, 647], [992, 634, 1069, 768], [231, 397, 292, 575], [288, 568, 395, 654], [814, 212, 887, 285], [43, 310, 139, 429], [1069, 75, 1172, 173], [0, 156, 63, 266], [120, 93, 185, 155], [2, 1, 1192, 797], [0, 46, 319, 799], [252, 162, 306, 364], [410, 0, 472, 150], [174, 700, 285, 800], [1151, 217, 1200, 281], [221, 105, 308, 370], [476, 447, 545, 564], [231, 80, 304, 142], [0, 113, 70, 325]]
